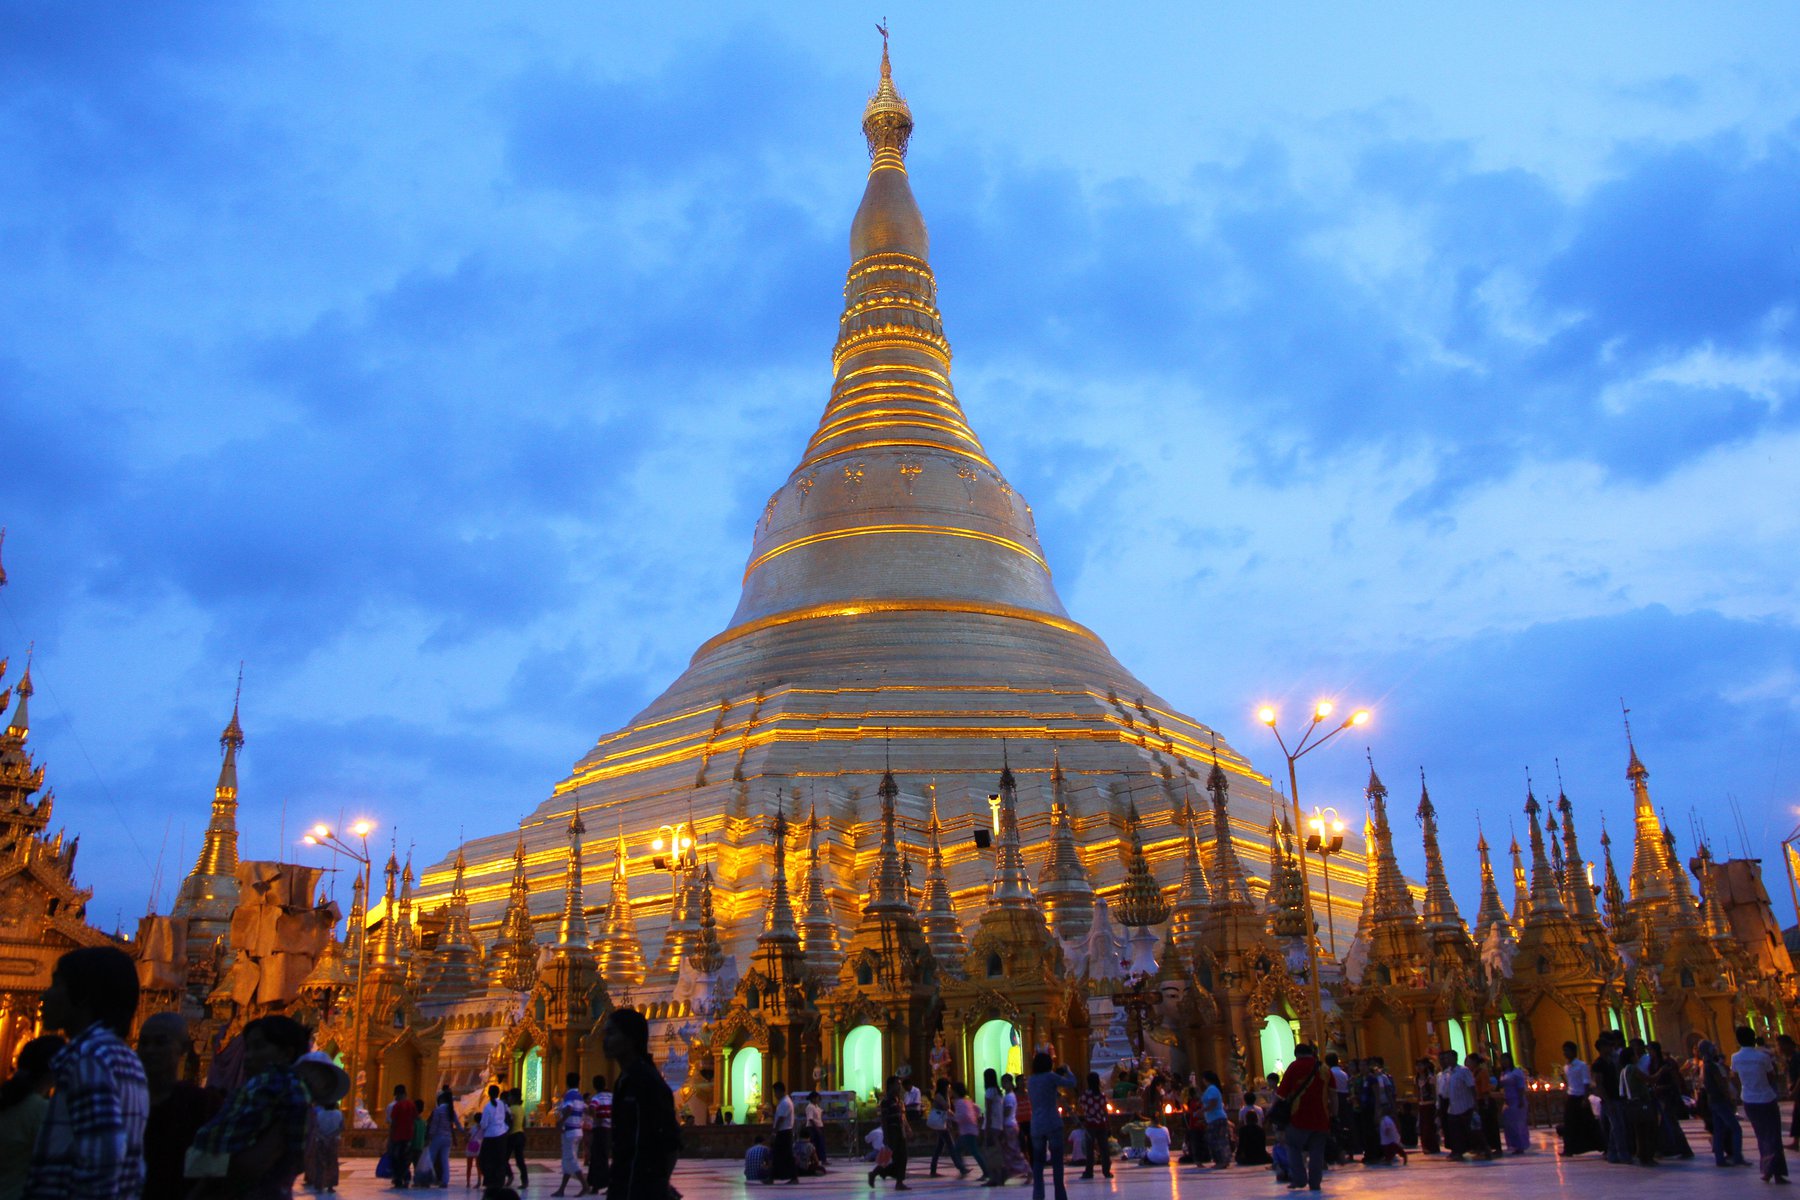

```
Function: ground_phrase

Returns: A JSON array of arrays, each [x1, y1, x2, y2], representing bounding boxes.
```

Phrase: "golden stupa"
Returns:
[[418, 46, 1364, 981]]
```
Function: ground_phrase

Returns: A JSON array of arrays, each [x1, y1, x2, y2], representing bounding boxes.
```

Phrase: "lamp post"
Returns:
[[1256, 701, 1370, 1046], [1305, 807, 1347, 958], [302, 818, 374, 1120], [1780, 822, 1800, 931]]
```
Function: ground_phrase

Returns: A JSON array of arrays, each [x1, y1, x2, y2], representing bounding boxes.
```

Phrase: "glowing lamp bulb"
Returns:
[[352, 820, 373, 837], [1257, 706, 1277, 726], [302, 835, 317, 845], [653, 837, 665, 851], [1314, 700, 1334, 719], [1350, 709, 1371, 727], [312, 823, 330, 838]]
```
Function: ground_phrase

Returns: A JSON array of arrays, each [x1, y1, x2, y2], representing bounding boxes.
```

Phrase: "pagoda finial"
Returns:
[[863, 22, 913, 167], [597, 831, 646, 990], [1474, 817, 1511, 943], [1363, 756, 1417, 923], [491, 833, 538, 992], [1522, 780, 1567, 920], [920, 780, 968, 970], [556, 804, 590, 950], [5, 643, 32, 739], [762, 789, 800, 943], [372, 844, 403, 970], [1555, 771, 1602, 927], [865, 765, 913, 911], [1037, 755, 1096, 943], [1507, 821, 1530, 925], [800, 795, 844, 976], [1115, 799, 1170, 929], [1416, 768, 1464, 933], [1205, 737, 1253, 905], [687, 866, 726, 974], [1599, 818, 1627, 936], [988, 755, 1033, 906]]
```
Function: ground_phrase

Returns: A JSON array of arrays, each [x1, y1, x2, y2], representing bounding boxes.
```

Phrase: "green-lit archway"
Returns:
[[843, 1025, 883, 1104], [1259, 1014, 1297, 1077], [972, 1020, 1022, 1089], [520, 1046, 544, 1109], [1447, 1020, 1468, 1059], [731, 1046, 764, 1124]]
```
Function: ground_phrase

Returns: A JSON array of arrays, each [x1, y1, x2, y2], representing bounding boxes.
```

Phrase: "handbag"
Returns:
[[184, 1147, 231, 1180], [374, 1150, 394, 1180], [1269, 1062, 1319, 1126], [926, 1106, 946, 1131], [875, 1146, 894, 1167]]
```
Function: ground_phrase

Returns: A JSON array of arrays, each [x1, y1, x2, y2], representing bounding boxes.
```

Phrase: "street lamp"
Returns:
[[1305, 807, 1348, 958], [651, 822, 696, 873], [1779, 820, 1800, 932], [1257, 701, 1371, 1045], [302, 818, 375, 1120]]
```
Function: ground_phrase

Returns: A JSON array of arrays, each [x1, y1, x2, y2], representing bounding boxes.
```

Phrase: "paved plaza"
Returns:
[[318, 1123, 1776, 1200]]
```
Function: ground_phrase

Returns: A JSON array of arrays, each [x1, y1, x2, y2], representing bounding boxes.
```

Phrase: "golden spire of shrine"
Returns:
[[1474, 822, 1511, 942], [491, 834, 537, 992], [1037, 753, 1096, 943], [1168, 784, 1212, 957], [798, 799, 842, 977], [1555, 774, 1603, 930], [867, 765, 913, 912], [919, 782, 967, 972], [1114, 798, 1169, 928], [1599, 820, 1627, 938], [1363, 760, 1418, 922], [761, 791, 800, 943], [1622, 702, 1677, 909], [686, 866, 726, 974], [1508, 828, 1530, 925], [556, 805, 590, 950], [1660, 820, 1702, 929], [1268, 815, 1309, 940], [597, 832, 647, 991], [196, 676, 244, 879], [346, 870, 367, 965], [862, 25, 913, 170], [396, 853, 418, 974], [371, 845, 403, 972], [429, 843, 483, 997], [1416, 770, 1464, 933], [1205, 741, 1254, 906], [987, 755, 1035, 907], [1522, 783, 1568, 921], [4, 649, 30, 739]]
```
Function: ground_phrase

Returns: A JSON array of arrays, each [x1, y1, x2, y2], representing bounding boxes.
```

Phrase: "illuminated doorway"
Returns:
[[1259, 1014, 1297, 1077], [521, 1046, 543, 1109], [1447, 1020, 1468, 1060], [972, 1020, 1022, 1089], [730, 1046, 763, 1124], [843, 1025, 883, 1104]]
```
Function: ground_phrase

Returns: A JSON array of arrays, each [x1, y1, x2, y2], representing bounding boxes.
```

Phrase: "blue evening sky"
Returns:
[[3, 1, 1797, 928]]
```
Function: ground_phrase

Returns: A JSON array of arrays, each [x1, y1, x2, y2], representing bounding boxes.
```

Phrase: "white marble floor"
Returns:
[[320, 1125, 1784, 1200]]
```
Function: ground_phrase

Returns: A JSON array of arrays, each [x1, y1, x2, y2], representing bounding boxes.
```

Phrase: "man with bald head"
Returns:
[[137, 1011, 221, 1200]]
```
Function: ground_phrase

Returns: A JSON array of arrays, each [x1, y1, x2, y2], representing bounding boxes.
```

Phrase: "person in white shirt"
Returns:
[[1437, 1049, 1486, 1162], [553, 1073, 589, 1197], [770, 1081, 800, 1184], [803, 1091, 828, 1168], [1140, 1114, 1171, 1167], [1558, 1040, 1603, 1156], [1733, 1025, 1791, 1183], [476, 1085, 511, 1191]]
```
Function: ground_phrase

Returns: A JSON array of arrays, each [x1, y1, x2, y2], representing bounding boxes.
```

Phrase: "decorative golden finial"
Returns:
[[863, 21, 912, 166]]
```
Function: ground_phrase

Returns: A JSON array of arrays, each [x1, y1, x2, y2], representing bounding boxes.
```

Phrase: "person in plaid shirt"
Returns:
[[186, 1016, 312, 1200], [25, 946, 150, 1200]]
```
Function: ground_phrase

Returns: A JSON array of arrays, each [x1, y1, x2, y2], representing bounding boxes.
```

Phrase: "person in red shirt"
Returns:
[[387, 1084, 419, 1188], [1275, 1044, 1333, 1192]]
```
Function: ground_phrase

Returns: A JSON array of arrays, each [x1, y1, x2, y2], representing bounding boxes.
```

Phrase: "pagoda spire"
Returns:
[[798, 799, 843, 977], [686, 866, 726, 974], [1268, 815, 1309, 940], [430, 843, 482, 998], [1364, 761, 1418, 922], [1205, 741, 1253, 906], [1555, 775, 1603, 929], [987, 755, 1034, 907], [491, 833, 537, 992], [1695, 842, 1734, 945], [1599, 820, 1627, 937], [396, 852, 417, 965], [725, 39, 1064, 635], [1474, 822, 1511, 943], [4, 648, 30, 739], [1508, 828, 1530, 925], [346, 871, 368, 966], [919, 783, 967, 972], [1622, 703, 1676, 909], [1115, 799, 1170, 929], [1522, 784, 1567, 920], [761, 791, 800, 943], [557, 806, 590, 949], [597, 832, 647, 991], [173, 679, 245, 953], [1416, 770, 1464, 933], [1037, 752, 1096, 943], [1659, 820, 1702, 929], [1168, 785, 1212, 959], [866, 766, 913, 912], [371, 845, 404, 974]]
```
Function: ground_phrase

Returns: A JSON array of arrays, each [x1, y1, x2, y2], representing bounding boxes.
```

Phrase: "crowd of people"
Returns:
[[0, 946, 679, 1200]]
